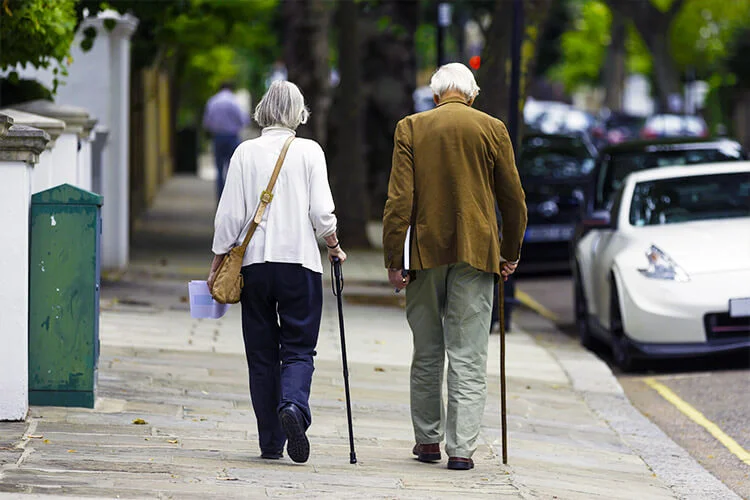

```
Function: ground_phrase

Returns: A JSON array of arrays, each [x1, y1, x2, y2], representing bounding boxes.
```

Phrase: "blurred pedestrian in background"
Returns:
[[383, 63, 527, 471], [209, 80, 346, 463], [202, 82, 249, 201]]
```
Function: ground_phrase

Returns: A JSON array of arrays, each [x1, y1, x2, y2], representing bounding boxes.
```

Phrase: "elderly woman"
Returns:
[[209, 80, 346, 464]]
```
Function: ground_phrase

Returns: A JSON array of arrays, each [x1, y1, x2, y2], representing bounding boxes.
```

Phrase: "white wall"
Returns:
[[34, 149, 54, 193], [49, 133, 79, 190], [78, 137, 93, 192], [15, 11, 137, 270], [0, 160, 32, 420]]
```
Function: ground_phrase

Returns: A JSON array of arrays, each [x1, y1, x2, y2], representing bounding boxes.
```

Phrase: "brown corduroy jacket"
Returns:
[[382, 97, 528, 277]]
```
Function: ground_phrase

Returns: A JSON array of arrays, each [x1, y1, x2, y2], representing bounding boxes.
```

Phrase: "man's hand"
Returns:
[[207, 270, 217, 291], [501, 261, 518, 282], [388, 269, 410, 290]]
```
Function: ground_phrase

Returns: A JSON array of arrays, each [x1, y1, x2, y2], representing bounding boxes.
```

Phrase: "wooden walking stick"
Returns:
[[499, 0, 525, 465], [499, 281, 508, 465]]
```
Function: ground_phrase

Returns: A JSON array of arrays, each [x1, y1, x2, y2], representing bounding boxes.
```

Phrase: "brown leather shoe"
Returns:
[[447, 457, 474, 470], [412, 443, 441, 462]]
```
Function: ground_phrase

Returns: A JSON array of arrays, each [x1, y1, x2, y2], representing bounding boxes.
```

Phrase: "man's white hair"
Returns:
[[254, 80, 310, 130], [429, 63, 480, 100]]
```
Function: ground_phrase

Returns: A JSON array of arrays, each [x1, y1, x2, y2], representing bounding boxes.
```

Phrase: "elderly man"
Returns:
[[382, 63, 527, 470]]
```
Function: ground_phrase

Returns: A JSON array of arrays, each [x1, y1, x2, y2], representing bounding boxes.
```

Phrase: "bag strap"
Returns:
[[239, 135, 294, 251]]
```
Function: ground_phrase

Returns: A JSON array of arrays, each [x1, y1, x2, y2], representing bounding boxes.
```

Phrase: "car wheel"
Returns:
[[574, 265, 596, 350], [609, 277, 637, 372]]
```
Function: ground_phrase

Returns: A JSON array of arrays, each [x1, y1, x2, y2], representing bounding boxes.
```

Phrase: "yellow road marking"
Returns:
[[515, 289, 559, 323], [644, 377, 750, 466]]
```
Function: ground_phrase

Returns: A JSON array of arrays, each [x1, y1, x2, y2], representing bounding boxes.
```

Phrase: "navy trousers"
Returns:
[[213, 134, 240, 200], [240, 262, 322, 454]]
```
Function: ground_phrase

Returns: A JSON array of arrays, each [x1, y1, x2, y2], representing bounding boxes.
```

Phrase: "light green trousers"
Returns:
[[405, 262, 494, 458]]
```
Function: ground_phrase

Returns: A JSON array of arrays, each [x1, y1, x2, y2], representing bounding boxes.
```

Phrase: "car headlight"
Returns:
[[638, 245, 690, 282]]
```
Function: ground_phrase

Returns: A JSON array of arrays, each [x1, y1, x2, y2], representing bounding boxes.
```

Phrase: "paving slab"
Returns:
[[1, 174, 737, 499]]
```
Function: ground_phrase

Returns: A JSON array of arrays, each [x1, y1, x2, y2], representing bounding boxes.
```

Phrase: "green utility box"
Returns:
[[29, 184, 103, 408]]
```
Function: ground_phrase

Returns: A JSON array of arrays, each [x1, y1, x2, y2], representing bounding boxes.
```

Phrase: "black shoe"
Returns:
[[260, 450, 283, 460], [279, 404, 310, 463], [447, 457, 474, 470]]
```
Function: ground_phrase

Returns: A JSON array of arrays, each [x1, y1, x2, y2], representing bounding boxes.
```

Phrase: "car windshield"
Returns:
[[629, 172, 750, 226], [595, 146, 744, 209], [520, 137, 594, 179], [520, 152, 594, 179]]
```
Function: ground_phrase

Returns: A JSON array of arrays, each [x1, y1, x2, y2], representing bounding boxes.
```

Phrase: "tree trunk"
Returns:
[[606, 0, 685, 112], [328, 0, 370, 248], [362, 0, 417, 219], [603, 14, 626, 111], [475, 1, 511, 120], [647, 34, 682, 112], [733, 89, 750, 151], [476, 0, 552, 128], [283, 0, 332, 147], [520, 0, 554, 119]]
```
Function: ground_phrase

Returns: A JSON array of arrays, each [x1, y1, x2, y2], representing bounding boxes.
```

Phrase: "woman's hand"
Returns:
[[327, 244, 347, 263], [207, 270, 217, 291]]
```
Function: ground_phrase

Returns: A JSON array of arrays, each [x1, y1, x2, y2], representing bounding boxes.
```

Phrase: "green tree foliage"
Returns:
[[550, 0, 650, 92], [551, 0, 750, 95], [0, 0, 78, 91], [670, 0, 750, 76], [78, 0, 278, 125]]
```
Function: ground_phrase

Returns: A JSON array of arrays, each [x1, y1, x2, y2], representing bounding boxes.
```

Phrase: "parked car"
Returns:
[[523, 99, 570, 129], [591, 111, 646, 148], [640, 114, 709, 139], [578, 138, 747, 230], [573, 162, 750, 370], [518, 134, 597, 270], [532, 107, 596, 138]]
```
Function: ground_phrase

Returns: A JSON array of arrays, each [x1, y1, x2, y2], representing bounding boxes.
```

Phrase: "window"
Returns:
[[595, 147, 744, 210], [629, 172, 750, 226]]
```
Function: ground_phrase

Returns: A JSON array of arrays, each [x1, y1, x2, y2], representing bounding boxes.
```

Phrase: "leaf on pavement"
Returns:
[[132, 418, 148, 425], [26, 434, 43, 439], [167, 439, 179, 444], [216, 476, 239, 481], [67, 449, 76, 453], [374, 367, 385, 372]]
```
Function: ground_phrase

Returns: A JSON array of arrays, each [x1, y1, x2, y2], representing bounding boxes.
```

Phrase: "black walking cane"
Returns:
[[331, 257, 357, 464]]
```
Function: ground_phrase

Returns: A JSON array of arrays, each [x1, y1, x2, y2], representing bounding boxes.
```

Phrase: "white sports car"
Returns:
[[573, 162, 750, 370]]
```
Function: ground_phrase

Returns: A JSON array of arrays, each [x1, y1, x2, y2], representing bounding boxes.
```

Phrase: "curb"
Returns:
[[514, 289, 559, 322], [527, 326, 741, 500]]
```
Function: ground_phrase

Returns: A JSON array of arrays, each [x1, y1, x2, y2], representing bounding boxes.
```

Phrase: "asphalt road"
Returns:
[[514, 274, 750, 499]]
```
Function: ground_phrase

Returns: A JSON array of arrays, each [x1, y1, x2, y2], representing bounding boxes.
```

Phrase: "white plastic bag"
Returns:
[[188, 280, 231, 319]]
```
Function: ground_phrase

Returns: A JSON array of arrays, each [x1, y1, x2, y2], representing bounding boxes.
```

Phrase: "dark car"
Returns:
[[518, 134, 597, 270], [591, 111, 646, 149], [582, 138, 747, 220]]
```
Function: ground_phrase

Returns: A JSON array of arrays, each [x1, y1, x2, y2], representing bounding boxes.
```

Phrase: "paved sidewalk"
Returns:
[[0, 175, 737, 499]]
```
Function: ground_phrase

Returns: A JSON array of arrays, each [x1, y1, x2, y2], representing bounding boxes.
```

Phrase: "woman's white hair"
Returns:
[[254, 80, 310, 130], [429, 62, 480, 100]]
